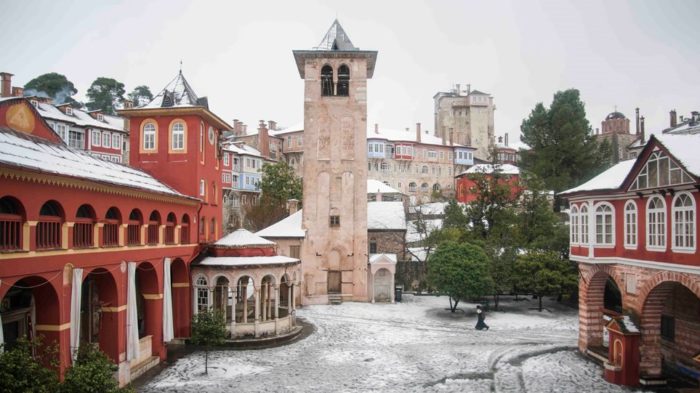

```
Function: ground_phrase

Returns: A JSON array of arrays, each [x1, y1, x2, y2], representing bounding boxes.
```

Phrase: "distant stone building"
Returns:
[[494, 133, 519, 165], [594, 109, 642, 163], [433, 84, 495, 161]]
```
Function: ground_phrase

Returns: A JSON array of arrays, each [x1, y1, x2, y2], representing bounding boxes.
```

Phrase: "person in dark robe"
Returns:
[[475, 305, 489, 330]]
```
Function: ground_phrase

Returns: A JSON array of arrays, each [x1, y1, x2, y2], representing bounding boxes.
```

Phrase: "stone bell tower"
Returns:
[[293, 20, 378, 304]]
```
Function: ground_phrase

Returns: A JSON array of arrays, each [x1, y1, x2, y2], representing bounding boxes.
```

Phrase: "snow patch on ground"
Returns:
[[138, 295, 648, 392]]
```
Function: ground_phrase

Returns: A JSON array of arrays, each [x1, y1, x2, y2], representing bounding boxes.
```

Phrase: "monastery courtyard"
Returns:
[[137, 295, 643, 393]]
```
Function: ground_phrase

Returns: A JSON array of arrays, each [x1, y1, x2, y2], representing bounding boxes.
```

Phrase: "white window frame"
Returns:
[[223, 153, 230, 166], [112, 133, 120, 150], [171, 122, 185, 150], [579, 203, 589, 245], [143, 123, 156, 150], [570, 205, 579, 245], [91, 130, 101, 147], [195, 275, 210, 313], [102, 131, 111, 148], [624, 200, 637, 249], [594, 202, 615, 247], [200, 179, 206, 197], [646, 196, 666, 251], [671, 191, 696, 252]]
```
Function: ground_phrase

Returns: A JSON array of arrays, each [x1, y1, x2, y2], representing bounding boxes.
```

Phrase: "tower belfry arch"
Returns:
[[293, 20, 378, 304]]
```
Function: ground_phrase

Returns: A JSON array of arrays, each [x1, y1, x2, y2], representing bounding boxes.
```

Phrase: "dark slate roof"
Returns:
[[314, 19, 357, 51], [144, 71, 201, 109], [606, 111, 626, 120]]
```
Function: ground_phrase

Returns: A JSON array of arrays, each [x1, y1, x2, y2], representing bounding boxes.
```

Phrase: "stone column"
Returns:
[[274, 285, 280, 320], [261, 284, 267, 321], [371, 271, 375, 304], [254, 288, 261, 338], [242, 284, 248, 323]]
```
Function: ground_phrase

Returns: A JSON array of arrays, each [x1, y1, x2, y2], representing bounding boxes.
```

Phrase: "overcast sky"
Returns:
[[2, 0, 698, 146]]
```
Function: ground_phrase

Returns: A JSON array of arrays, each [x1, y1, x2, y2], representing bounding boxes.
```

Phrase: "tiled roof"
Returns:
[[314, 19, 357, 51], [144, 71, 201, 109], [35, 102, 125, 132]]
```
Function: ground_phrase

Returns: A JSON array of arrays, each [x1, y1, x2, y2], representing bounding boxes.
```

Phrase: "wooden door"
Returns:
[[327, 271, 341, 294]]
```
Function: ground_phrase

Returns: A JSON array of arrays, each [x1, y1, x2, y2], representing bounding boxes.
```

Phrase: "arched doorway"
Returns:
[[374, 268, 392, 302], [579, 270, 622, 352], [640, 280, 700, 378], [170, 259, 189, 337], [213, 276, 231, 325], [235, 276, 254, 324], [80, 268, 119, 362], [260, 275, 276, 322], [279, 275, 290, 318], [1, 276, 62, 367], [135, 262, 160, 342]]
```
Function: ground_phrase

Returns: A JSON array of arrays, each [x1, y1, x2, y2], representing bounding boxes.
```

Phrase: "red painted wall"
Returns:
[[455, 173, 522, 204]]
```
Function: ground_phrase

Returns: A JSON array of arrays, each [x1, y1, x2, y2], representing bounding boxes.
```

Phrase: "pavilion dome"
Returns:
[[606, 111, 626, 120]]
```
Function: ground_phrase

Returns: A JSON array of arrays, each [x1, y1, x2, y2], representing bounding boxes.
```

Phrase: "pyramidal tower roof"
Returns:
[[314, 19, 357, 51], [144, 70, 202, 109], [293, 19, 378, 79]]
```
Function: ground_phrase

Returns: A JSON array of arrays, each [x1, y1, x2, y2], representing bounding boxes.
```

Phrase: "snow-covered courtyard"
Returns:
[[138, 295, 644, 392]]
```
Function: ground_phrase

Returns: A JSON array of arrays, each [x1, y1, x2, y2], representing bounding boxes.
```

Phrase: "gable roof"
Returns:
[[144, 71, 201, 109], [0, 126, 190, 198], [255, 210, 304, 238], [460, 163, 520, 176], [35, 102, 125, 132], [315, 19, 357, 51], [558, 160, 636, 196], [368, 201, 406, 231], [367, 179, 402, 194]]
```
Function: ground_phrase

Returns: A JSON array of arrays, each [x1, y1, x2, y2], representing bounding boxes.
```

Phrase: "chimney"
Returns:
[[267, 120, 277, 131], [692, 111, 699, 123], [455, 83, 461, 95], [467, 84, 471, 95], [258, 120, 270, 158], [670, 110, 677, 128], [287, 199, 299, 215], [416, 123, 421, 143], [242, 124, 248, 134], [374, 123, 379, 134], [635, 107, 640, 135], [0, 72, 13, 97], [640, 116, 646, 144], [498, 136, 503, 144], [11, 86, 23, 97], [504, 133, 509, 147], [449, 129, 454, 146]]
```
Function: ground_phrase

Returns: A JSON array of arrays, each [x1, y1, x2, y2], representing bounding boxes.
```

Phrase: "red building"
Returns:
[[455, 163, 522, 203], [561, 132, 700, 387], [0, 71, 229, 386]]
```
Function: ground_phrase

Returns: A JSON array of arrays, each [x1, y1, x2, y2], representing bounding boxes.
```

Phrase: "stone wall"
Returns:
[[395, 260, 428, 291]]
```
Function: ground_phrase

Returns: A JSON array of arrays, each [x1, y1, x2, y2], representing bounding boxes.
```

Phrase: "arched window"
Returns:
[[143, 122, 156, 151], [147, 211, 160, 245], [421, 183, 429, 192], [171, 121, 185, 151], [37, 201, 63, 249], [212, 182, 218, 205], [210, 218, 216, 241], [570, 205, 579, 244], [103, 207, 121, 246], [580, 204, 589, 245], [595, 203, 614, 245], [181, 214, 190, 244], [165, 213, 176, 245], [624, 201, 637, 248], [409, 182, 417, 193], [337, 64, 349, 96], [127, 209, 143, 245], [195, 276, 209, 313], [433, 183, 441, 192], [0, 196, 24, 251], [73, 204, 95, 248], [647, 196, 666, 250], [321, 65, 333, 97], [672, 192, 695, 251]]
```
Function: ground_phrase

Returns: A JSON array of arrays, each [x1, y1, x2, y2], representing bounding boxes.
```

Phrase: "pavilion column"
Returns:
[[254, 288, 261, 337], [371, 271, 376, 304], [287, 285, 292, 312], [268, 284, 274, 320], [274, 285, 279, 320], [228, 285, 235, 337], [261, 284, 267, 321], [242, 284, 248, 323]]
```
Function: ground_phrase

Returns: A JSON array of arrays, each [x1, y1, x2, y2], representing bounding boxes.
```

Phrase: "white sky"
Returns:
[[2, 0, 698, 147]]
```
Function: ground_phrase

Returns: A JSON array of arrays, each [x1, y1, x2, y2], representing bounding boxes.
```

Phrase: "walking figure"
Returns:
[[475, 305, 489, 330]]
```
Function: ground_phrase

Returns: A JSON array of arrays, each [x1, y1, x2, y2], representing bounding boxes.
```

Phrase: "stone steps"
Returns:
[[329, 294, 343, 305]]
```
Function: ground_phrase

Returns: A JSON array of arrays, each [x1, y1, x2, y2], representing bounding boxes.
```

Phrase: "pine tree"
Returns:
[[86, 77, 125, 115], [24, 72, 78, 105], [127, 85, 153, 107], [519, 89, 611, 209]]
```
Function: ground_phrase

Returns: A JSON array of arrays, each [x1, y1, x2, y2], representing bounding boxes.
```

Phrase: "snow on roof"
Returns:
[[0, 127, 189, 197], [407, 247, 429, 262], [654, 133, 700, 176], [559, 160, 636, 196], [223, 142, 262, 157], [314, 19, 357, 51], [215, 228, 275, 247], [36, 103, 125, 132], [368, 201, 406, 231], [144, 71, 200, 109], [369, 253, 397, 264], [255, 210, 305, 238], [462, 163, 520, 175], [198, 255, 300, 267], [269, 122, 304, 136], [406, 218, 443, 243], [367, 179, 402, 194], [367, 127, 464, 147], [410, 202, 449, 216]]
